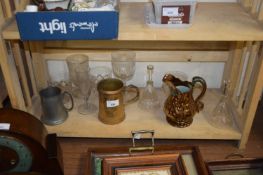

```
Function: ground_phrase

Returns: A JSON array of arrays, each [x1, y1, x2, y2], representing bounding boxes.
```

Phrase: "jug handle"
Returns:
[[192, 76, 207, 104], [63, 91, 74, 111], [124, 84, 140, 105]]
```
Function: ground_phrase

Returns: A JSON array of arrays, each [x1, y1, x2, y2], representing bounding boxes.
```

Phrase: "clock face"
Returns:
[[0, 135, 33, 173]]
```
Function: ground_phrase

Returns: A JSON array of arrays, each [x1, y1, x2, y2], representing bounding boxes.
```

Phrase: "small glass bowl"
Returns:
[[90, 66, 112, 84]]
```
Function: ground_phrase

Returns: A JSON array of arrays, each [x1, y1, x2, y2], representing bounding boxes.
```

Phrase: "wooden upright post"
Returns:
[[257, 1, 263, 21], [239, 44, 263, 149]]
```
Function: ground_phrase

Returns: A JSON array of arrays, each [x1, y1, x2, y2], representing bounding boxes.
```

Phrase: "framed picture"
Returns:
[[206, 158, 263, 175], [87, 145, 208, 175], [103, 153, 186, 175]]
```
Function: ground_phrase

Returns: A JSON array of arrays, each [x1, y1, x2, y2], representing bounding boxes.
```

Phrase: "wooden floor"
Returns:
[[59, 100, 263, 175]]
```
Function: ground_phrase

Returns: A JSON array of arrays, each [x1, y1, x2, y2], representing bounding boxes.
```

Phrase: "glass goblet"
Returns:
[[75, 67, 96, 115], [111, 51, 136, 101], [111, 51, 136, 87]]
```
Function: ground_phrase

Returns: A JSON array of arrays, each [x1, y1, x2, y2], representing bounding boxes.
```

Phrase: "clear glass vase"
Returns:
[[66, 54, 89, 98]]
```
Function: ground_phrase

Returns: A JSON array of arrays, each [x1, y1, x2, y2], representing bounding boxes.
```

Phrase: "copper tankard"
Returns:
[[163, 74, 207, 128], [97, 78, 139, 125]]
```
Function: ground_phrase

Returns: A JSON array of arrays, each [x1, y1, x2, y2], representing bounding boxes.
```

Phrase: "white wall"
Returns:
[[47, 61, 224, 88]]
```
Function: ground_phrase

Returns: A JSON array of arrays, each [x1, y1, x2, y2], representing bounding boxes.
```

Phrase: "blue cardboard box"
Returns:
[[15, 10, 119, 41]]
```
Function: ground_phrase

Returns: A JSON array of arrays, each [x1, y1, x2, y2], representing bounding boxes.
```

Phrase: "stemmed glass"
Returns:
[[66, 54, 89, 98], [111, 51, 136, 101], [75, 67, 97, 115]]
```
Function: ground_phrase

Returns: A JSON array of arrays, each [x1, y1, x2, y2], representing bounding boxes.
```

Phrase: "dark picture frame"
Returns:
[[206, 158, 263, 175], [103, 153, 185, 175]]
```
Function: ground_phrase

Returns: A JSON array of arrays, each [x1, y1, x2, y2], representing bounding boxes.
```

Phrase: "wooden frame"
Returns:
[[87, 145, 208, 175], [103, 153, 186, 175], [206, 158, 263, 175]]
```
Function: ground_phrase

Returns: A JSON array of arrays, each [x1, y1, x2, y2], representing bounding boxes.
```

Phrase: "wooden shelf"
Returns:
[[2, 2, 263, 41], [118, 3, 263, 41], [41, 89, 241, 140]]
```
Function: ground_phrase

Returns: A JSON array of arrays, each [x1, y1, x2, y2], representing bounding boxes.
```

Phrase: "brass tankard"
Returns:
[[97, 78, 139, 125]]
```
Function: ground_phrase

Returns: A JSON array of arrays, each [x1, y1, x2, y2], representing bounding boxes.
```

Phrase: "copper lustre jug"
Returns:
[[162, 74, 207, 128]]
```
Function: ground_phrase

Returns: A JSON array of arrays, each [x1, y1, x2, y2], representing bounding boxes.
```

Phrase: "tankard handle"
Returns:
[[192, 76, 207, 109], [62, 91, 74, 111], [124, 84, 140, 105]]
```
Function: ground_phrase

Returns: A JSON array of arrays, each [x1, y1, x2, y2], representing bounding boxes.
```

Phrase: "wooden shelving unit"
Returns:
[[1, 1, 263, 149]]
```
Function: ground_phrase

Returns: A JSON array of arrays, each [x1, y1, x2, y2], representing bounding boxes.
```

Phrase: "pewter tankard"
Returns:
[[39, 86, 73, 125]]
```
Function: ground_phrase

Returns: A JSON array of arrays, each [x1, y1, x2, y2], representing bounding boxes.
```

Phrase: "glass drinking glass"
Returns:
[[66, 54, 89, 98], [90, 66, 112, 86], [75, 67, 97, 115], [89, 66, 112, 107], [111, 51, 136, 101]]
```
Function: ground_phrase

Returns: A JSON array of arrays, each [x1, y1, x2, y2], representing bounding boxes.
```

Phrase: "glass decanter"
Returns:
[[138, 65, 160, 111], [209, 81, 234, 129]]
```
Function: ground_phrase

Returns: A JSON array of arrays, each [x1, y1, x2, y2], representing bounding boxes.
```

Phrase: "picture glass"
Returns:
[[181, 154, 198, 175], [116, 166, 172, 175]]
